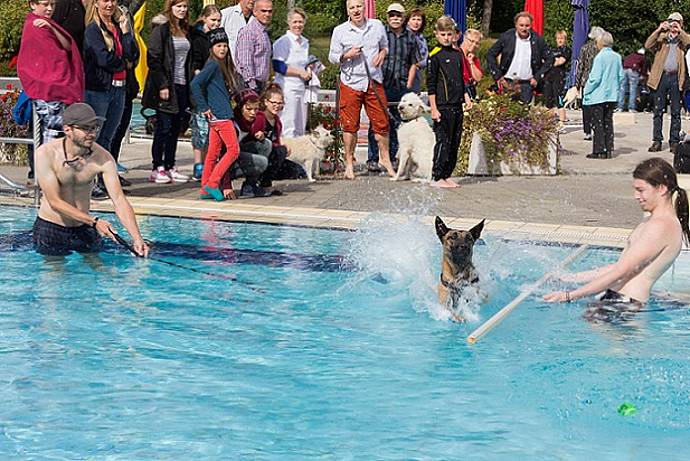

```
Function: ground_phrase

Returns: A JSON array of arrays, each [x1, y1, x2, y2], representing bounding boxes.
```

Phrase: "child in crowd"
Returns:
[[427, 16, 472, 188], [189, 4, 221, 181], [544, 30, 571, 123], [249, 84, 288, 196], [190, 28, 241, 201], [232, 89, 272, 197]]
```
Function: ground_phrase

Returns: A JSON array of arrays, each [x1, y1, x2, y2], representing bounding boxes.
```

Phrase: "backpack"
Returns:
[[12, 91, 31, 126]]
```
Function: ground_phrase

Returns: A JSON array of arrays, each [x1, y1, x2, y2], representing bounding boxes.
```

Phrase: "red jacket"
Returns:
[[250, 111, 282, 148]]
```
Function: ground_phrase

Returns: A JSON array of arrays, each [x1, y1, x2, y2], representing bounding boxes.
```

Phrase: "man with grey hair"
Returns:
[[645, 12, 690, 153], [328, 0, 395, 180], [575, 26, 605, 141], [220, 0, 254, 62]]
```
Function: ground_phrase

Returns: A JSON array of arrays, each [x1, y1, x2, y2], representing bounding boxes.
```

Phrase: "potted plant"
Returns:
[[455, 92, 559, 176]]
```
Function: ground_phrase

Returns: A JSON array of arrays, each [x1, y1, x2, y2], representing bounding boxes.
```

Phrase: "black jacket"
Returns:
[[189, 24, 210, 74], [52, 0, 86, 55], [83, 19, 137, 92], [487, 29, 553, 83], [141, 15, 192, 114], [427, 45, 466, 107]]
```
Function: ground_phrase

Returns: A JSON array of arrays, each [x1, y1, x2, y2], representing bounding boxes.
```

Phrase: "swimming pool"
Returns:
[[1, 205, 689, 459]]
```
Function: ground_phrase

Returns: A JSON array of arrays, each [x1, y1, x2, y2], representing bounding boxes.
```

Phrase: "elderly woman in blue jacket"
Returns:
[[582, 31, 624, 159]]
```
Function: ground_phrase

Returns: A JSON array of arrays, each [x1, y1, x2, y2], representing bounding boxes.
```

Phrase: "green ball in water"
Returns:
[[617, 403, 637, 416]]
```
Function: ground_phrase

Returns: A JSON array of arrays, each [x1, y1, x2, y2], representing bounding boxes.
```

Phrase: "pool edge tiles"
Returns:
[[0, 195, 633, 248]]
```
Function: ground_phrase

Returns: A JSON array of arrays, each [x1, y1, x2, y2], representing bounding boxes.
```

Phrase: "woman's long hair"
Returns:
[[209, 42, 240, 94], [163, 0, 189, 37], [85, 0, 122, 52], [633, 157, 690, 245]]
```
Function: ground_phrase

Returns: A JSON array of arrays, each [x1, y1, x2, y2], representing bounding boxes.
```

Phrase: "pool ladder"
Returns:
[[0, 171, 41, 207]]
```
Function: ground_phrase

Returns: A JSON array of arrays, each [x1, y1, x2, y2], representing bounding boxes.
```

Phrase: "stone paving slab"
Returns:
[[1, 109, 685, 232]]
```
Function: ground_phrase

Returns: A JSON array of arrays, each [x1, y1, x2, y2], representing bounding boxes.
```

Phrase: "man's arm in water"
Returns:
[[99, 153, 149, 257], [35, 144, 114, 239], [544, 221, 671, 302]]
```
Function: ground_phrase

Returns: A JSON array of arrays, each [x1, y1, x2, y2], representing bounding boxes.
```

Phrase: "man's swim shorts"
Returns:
[[33, 217, 103, 256]]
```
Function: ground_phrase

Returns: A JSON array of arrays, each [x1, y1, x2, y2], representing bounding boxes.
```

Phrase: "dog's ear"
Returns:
[[313, 129, 320, 138], [422, 102, 431, 113], [469, 219, 485, 241], [435, 216, 449, 240]]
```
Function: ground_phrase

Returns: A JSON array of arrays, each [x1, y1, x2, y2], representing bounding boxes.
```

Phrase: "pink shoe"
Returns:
[[149, 167, 171, 184]]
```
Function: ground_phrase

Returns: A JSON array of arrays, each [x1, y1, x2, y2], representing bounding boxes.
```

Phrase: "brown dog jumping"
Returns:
[[435, 216, 485, 322]]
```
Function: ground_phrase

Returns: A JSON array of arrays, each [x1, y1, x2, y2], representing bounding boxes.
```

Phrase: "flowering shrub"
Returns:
[[307, 102, 344, 174], [455, 92, 559, 175], [0, 83, 29, 165], [0, 83, 28, 138]]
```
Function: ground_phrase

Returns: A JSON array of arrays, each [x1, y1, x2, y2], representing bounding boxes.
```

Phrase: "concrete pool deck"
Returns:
[[2, 109, 689, 249]]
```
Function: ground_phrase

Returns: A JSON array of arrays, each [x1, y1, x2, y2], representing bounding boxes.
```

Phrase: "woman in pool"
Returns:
[[544, 158, 689, 310]]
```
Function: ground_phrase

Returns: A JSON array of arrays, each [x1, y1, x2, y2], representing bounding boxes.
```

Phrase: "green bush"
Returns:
[[0, 0, 27, 64], [543, 0, 573, 47], [590, 0, 680, 56]]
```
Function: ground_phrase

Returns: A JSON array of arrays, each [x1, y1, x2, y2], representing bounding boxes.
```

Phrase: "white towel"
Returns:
[[305, 72, 321, 104]]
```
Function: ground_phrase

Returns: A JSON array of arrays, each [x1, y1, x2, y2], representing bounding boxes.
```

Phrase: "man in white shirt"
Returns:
[[487, 11, 552, 103], [328, 0, 395, 180], [220, 0, 254, 61]]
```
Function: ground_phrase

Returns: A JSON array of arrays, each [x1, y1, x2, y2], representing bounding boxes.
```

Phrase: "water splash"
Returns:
[[345, 212, 488, 322]]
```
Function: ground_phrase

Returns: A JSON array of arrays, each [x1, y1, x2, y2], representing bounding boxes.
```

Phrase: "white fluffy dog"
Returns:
[[393, 92, 434, 182], [282, 125, 335, 182]]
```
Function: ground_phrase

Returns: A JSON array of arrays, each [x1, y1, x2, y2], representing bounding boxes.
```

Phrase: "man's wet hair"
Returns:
[[633, 157, 689, 244]]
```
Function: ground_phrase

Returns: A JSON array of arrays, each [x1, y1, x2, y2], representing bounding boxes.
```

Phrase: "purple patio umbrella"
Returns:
[[569, 0, 589, 85], [444, 0, 466, 33]]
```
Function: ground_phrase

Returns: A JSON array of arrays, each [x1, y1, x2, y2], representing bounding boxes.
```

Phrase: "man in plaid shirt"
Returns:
[[367, 2, 418, 171], [236, 0, 273, 92]]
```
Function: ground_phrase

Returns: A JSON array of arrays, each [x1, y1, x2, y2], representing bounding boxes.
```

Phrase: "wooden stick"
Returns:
[[467, 244, 589, 344]]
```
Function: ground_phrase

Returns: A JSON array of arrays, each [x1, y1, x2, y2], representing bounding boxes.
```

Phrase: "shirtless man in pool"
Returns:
[[544, 158, 689, 310], [33, 103, 149, 257]]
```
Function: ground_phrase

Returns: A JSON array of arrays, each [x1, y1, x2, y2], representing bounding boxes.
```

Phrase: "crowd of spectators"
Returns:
[[14, 0, 690, 199]]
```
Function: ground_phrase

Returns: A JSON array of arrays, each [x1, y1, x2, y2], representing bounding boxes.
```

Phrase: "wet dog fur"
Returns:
[[435, 216, 485, 322]]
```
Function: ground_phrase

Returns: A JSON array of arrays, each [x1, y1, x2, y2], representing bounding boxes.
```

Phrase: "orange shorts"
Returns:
[[338, 81, 389, 135]]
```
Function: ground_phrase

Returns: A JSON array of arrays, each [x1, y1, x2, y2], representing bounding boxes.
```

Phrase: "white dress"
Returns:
[[273, 31, 310, 138]]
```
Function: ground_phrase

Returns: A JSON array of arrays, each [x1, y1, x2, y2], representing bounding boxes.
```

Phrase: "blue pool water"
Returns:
[[1, 206, 689, 460]]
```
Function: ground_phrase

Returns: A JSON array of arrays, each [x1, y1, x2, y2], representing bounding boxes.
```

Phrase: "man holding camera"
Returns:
[[645, 12, 690, 154]]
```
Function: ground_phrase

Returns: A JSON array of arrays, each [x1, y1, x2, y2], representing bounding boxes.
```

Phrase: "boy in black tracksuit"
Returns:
[[428, 16, 472, 188]]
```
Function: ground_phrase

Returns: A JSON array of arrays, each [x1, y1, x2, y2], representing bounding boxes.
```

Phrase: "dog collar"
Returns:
[[440, 274, 479, 289]]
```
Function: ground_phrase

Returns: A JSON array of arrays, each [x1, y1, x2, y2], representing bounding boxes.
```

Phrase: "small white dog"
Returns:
[[393, 92, 434, 182], [282, 125, 335, 182]]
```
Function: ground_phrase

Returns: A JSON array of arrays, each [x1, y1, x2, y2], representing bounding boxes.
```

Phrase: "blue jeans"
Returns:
[[367, 86, 409, 163], [617, 68, 640, 111], [652, 72, 681, 144], [85, 86, 125, 153]]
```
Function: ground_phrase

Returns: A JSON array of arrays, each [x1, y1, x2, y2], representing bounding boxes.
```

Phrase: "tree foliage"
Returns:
[[0, 0, 27, 63]]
